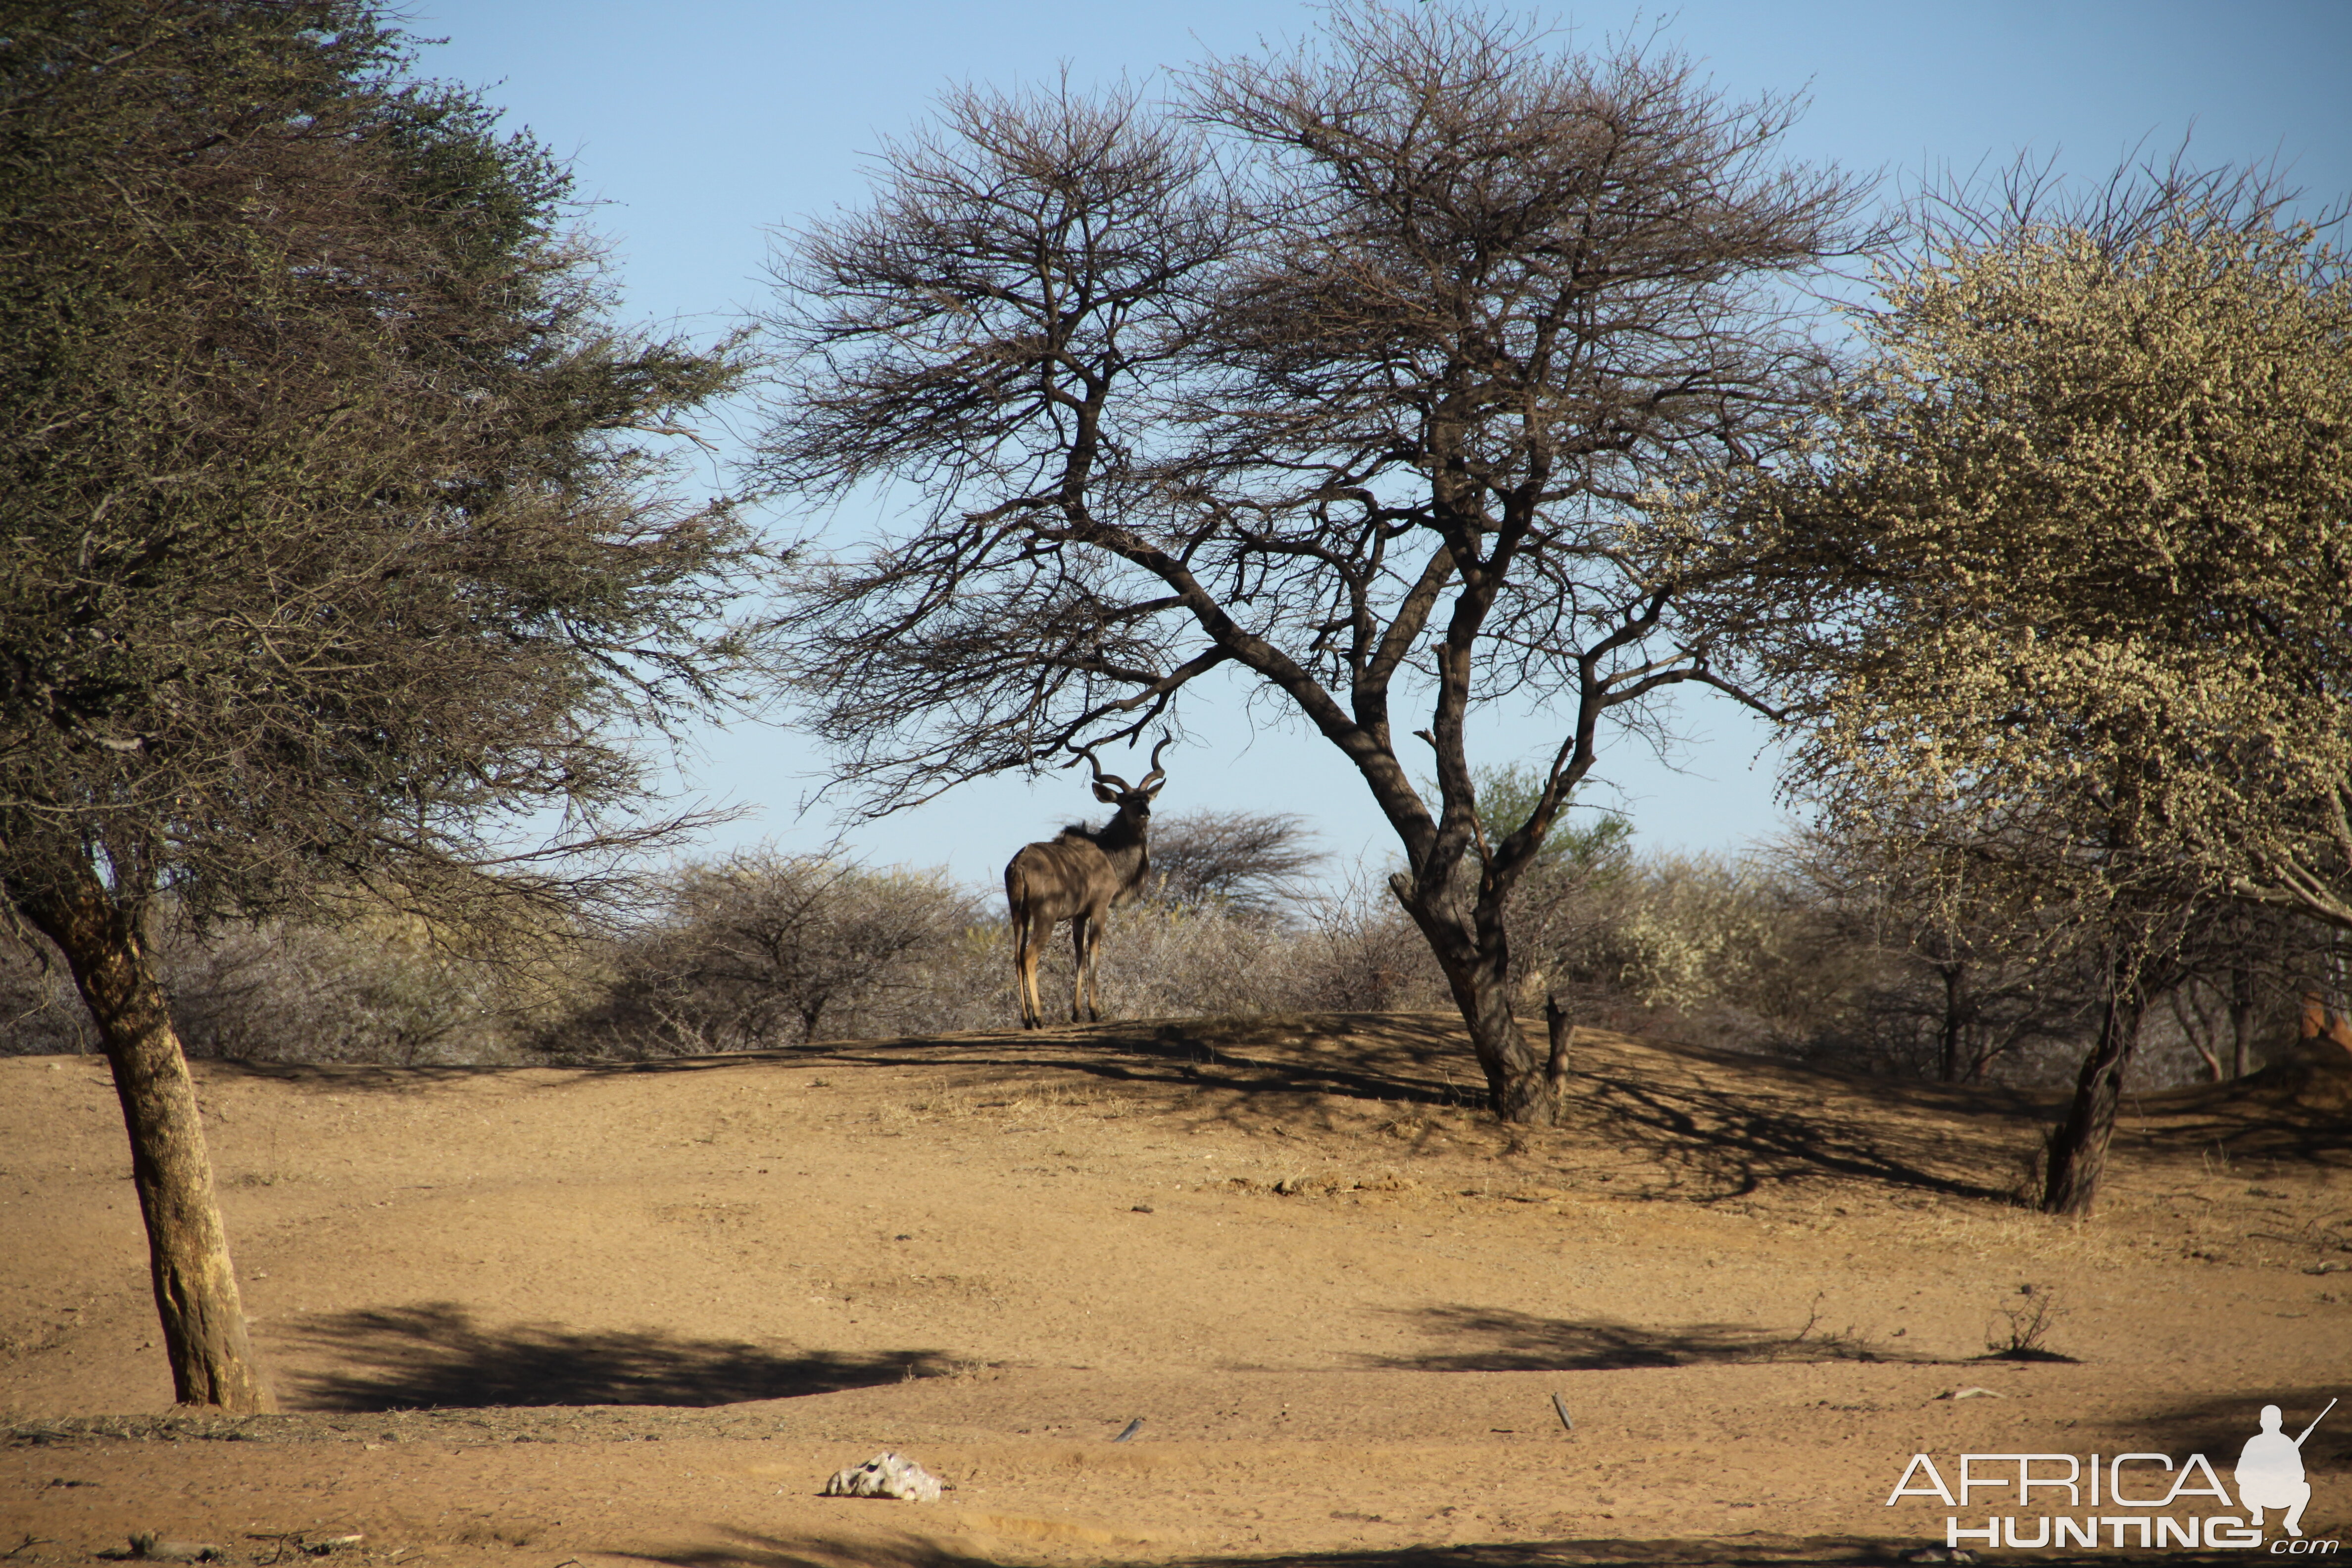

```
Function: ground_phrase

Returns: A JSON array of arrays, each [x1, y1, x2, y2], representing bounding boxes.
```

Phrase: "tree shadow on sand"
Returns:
[[280, 1303, 944, 1410], [1561, 1060, 2027, 1204], [541, 1013, 1471, 1108], [621, 1530, 1947, 1568], [851, 1017, 2022, 1202], [1362, 1305, 1938, 1372], [283, 1011, 2029, 1203], [2106, 1041, 2352, 1168]]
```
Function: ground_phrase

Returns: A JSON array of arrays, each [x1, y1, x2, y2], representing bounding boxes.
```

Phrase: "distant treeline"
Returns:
[[7, 804, 2322, 1092]]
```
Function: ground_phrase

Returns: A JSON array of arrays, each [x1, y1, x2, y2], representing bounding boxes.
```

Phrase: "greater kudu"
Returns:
[[1004, 739, 1171, 1029]]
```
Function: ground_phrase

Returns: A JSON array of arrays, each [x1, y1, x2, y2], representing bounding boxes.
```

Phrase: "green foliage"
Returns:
[[0, 0, 762, 939], [1469, 763, 1631, 880], [375, 87, 574, 274], [1747, 160, 2352, 1208]]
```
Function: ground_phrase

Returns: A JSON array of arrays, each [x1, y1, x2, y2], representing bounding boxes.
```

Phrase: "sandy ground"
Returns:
[[2, 1013, 2347, 1568]]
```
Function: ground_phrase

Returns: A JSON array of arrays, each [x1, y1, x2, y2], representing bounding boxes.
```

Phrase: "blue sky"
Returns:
[[415, 1, 2352, 886]]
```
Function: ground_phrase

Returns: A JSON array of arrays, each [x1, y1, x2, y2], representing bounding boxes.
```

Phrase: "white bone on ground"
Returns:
[[821, 1452, 945, 1503]]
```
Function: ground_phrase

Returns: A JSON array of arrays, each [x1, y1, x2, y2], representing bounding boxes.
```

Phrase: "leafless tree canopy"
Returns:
[[1146, 810, 1324, 915], [758, 4, 1872, 1120]]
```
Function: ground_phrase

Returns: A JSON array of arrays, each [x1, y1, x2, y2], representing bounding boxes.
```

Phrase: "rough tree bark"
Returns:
[[2040, 949, 2152, 1218], [1397, 882, 1551, 1120], [12, 864, 271, 1411], [1936, 962, 1975, 1084], [1542, 993, 1574, 1103]]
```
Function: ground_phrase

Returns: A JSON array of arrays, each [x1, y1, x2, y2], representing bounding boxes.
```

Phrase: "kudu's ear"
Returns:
[[1092, 779, 1123, 804]]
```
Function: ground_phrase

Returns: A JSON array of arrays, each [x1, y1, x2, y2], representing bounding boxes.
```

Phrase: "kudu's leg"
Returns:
[[1070, 913, 1095, 1024], [1026, 914, 1052, 1030], [1082, 915, 1107, 1022], [1086, 916, 1105, 1022], [1012, 906, 1041, 1029]]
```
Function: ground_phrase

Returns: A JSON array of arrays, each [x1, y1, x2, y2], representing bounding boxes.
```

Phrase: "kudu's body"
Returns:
[[1005, 741, 1169, 1029]]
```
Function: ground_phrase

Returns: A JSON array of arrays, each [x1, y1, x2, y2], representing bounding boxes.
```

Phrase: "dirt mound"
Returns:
[[2118, 1037, 2352, 1165], [4, 1014, 2346, 1565], [2179, 1035, 2352, 1112]]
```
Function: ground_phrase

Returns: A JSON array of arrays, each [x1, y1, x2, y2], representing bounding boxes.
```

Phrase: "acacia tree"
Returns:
[[0, 2, 761, 1406], [1781, 821, 2094, 1083], [2164, 901, 2336, 1082], [1147, 811, 1323, 915], [1759, 160, 2352, 1212], [759, 5, 1868, 1120], [603, 853, 981, 1049]]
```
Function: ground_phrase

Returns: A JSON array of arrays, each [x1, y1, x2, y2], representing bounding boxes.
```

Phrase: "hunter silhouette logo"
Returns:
[[1884, 1397, 2337, 1553], [2241, 1400, 2333, 1540]]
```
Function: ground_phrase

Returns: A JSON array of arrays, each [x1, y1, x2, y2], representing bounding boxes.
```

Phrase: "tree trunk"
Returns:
[[1393, 875, 1557, 1123], [1461, 966, 1556, 1122], [1937, 963, 1969, 1083], [2228, 965, 2255, 1079], [12, 863, 274, 1411], [1543, 993, 1573, 1102], [2040, 957, 2149, 1217]]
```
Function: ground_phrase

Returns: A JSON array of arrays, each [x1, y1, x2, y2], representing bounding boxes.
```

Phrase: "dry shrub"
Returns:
[[533, 847, 1454, 1059], [5, 833, 2291, 1089], [0, 845, 1426, 1065], [552, 852, 995, 1057], [1024, 893, 1446, 1021], [0, 935, 98, 1055], [1284, 881, 1451, 1013], [1509, 844, 2301, 1090], [1031, 900, 1291, 1020], [1517, 852, 1860, 1050], [157, 911, 538, 1066], [1513, 848, 2107, 1081], [1148, 810, 1323, 914], [1, 900, 563, 1065]]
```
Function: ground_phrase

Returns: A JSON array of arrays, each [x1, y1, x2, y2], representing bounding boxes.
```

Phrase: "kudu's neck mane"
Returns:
[[1064, 809, 1146, 851], [1061, 804, 1150, 890]]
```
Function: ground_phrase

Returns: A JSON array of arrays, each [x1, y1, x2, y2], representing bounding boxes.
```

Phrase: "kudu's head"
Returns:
[[1080, 736, 1172, 837]]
